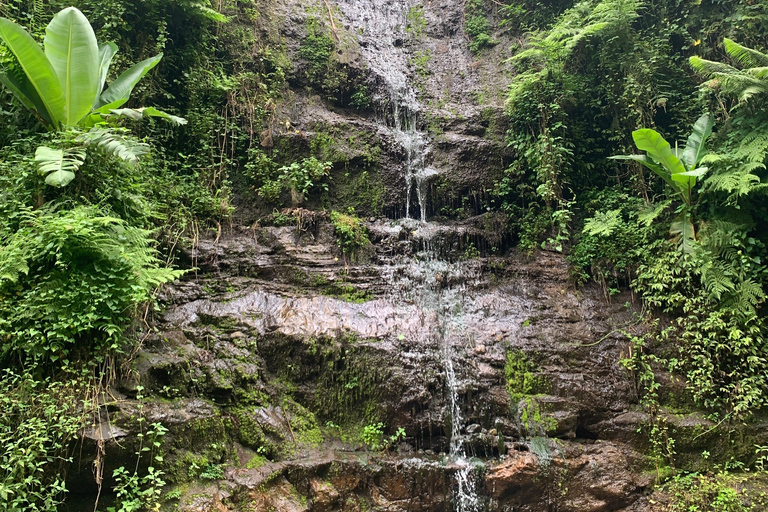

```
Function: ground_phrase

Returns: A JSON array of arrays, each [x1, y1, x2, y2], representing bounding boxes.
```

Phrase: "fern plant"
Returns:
[[691, 39, 768, 207], [0, 205, 185, 364]]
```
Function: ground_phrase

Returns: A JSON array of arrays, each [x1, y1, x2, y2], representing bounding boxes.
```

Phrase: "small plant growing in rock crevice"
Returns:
[[330, 209, 370, 260]]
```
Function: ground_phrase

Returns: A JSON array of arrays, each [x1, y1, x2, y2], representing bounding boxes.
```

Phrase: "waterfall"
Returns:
[[390, 256, 485, 512], [334, 0, 435, 221]]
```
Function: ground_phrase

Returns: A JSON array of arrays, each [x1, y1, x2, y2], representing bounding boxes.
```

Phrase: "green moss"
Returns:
[[330, 210, 371, 258], [232, 407, 269, 451], [406, 5, 426, 39], [300, 18, 335, 78], [322, 283, 373, 303], [246, 454, 268, 469], [519, 398, 558, 435], [505, 349, 549, 401]]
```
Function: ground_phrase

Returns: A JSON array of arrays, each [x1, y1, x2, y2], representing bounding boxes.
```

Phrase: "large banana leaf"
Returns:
[[94, 54, 162, 112], [681, 114, 713, 170], [0, 63, 53, 125], [632, 129, 687, 175], [0, 17, 65, 127], [35, 145, 86, 187], [96, 42, 118, 100], [44, 7, 99, 126]]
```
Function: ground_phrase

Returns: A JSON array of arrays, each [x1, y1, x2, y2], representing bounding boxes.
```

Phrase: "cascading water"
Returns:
[[334, 0, 435, 221], [389, 255, 485, 512], [333, 2, 482, 508]]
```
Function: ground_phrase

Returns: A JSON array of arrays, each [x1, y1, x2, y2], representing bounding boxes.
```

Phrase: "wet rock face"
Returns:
[[240, 0, 514, 221], [66, 225, 662, 511]]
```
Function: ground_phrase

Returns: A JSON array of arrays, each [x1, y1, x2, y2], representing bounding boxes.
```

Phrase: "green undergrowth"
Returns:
[[661, 472, 768, 512]]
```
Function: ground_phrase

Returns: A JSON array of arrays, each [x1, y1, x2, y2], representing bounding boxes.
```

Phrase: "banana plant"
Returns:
[[609, 114, 714, 253], [0, 7, 185, 186]]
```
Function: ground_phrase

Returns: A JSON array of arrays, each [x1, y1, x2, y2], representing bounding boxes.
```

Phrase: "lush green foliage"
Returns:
[[0, 7, 184, 186], [500, 0, 768, 423], [0, 205, 184, 365], [0, 370, 84, 511]]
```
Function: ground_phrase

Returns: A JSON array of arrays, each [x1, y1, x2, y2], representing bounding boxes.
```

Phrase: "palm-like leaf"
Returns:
[[79, 127, 149, 167], [34, 145, 86, 187], [691, 40, 768, 101], [43, 7, 99, 126], [723, 38, 768, 68]]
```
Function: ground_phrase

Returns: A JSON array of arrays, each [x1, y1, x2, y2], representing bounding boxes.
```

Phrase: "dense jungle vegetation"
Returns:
[[0, 0, 767, 510]]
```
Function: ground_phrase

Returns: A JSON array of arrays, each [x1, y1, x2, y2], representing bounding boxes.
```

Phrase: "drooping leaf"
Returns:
[[78, 127, 149, 166], [139, 106, 187, 125], [34, 145, 86, 187], [681, 114, 713, 170], [107, 107, 187, 126], [0, 17, 65, 126], [96, 42, 118, 100], [678, 167, 708, 178], [670, 212, 696, 254], [43, 7, 99, 126], [94, 53, 162, 111], [609, 154, 676, 189]]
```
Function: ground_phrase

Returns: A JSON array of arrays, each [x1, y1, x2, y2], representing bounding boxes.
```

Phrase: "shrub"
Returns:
[[0, 369, 84, 511], [0, 205, 184, 365]]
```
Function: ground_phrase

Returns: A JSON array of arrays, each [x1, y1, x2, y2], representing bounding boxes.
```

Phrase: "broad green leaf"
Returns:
[[609, 154, 677, 190], [95, 53, 162, 111], [0, 17, 65, 126], [44, 7, 99, 126], [632, 128, 688, 177], [34, 145, 86, 187], [670, 212, 696, 254], [96, 42, 118, 100], [138, 106, 187, 125], [681, 114, 713, 170]]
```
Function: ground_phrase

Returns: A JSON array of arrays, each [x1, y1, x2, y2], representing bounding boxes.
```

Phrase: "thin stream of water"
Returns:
[[333, 1, 480, 507]]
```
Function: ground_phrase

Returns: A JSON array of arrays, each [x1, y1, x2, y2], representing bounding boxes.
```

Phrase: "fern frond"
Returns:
[[724, 38, 768, 69], [701, 261, 736, 301], [583, 208, 622, 236], [637, 199, 672, 227]]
